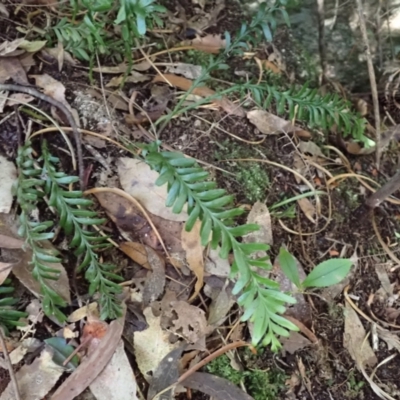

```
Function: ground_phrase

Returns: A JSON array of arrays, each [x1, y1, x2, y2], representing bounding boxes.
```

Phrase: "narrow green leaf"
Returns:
[[277, 247, 301, 288], [302, 258, 352, 288]]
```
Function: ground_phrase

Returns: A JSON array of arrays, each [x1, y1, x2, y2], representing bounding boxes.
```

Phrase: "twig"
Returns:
[[0, 83, 85, 189], [316, 0, 327, 82], [0, 327, 21, 400], [355, 0, 382, 167]]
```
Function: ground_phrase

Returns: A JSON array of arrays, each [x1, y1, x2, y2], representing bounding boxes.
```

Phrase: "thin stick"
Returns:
[[0, 327, 21, 400], [356, 0, 382, 167]]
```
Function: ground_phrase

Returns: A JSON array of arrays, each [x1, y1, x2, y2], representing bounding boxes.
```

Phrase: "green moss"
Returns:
[[215, 141, 270, 203], [206, 354, 287, 400]]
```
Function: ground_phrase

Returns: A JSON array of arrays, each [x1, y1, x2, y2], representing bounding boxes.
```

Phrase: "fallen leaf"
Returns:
[[5, 93, 34, 107], [0, 346, 64, 400], [51, 309, 126, 400], [0, 3, 9, 17], [9, 338, 42, 365], [204, 247, 230, 277], [181, 372, 255, 400], [243, 201, 273, 256], [153, 74, 245, 117], [343, 301, 377, 368], [134, 307, 180, 382], [297, 197, 316, 224], [89, 339, 137, 400], [190, 34, 226, 53], [147, 346, 185, 400], [164, 301, 210, 344], [247, 109, 297, 135], [106, 72, 150, 87], [0, 213, 71, 304], [0, 262, 13, 285], [0, 38, 25, 56], [0, 57, 28, 84], [280, 331, 312, 354], [0, 156, 17, 213], [205, 279, 235, 326], [117, 157, 189, 221], [181, 221, 204, 301], [0, 234, 24, 249], [166, 63, 203, 79], [18, 40, 47, 53], [68, 303, 99, 323], [298, 141, 324, 158]]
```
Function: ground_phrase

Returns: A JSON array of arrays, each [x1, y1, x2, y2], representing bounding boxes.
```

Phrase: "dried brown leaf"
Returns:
[[297, 197, 316, 224], [181, 221, 204, 302], [190, 34, 226, 54]]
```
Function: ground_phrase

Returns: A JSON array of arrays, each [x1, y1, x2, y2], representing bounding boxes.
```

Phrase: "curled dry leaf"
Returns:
[[190, 34, 226, 54], [0, 57, 29, 84], [153, 73, 245, 117], [166, 63, 203, 79], [297, 197, 317, 224], [181, 221, 204, 302]]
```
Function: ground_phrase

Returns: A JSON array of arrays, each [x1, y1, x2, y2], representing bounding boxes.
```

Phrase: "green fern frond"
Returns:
[[247, 83, 367, 144], [15, 141, 123, 321], [15, 144, 68, 322], [0, 279, 27, 335], [143, 143, 298, 350], [41, 142, 123, 320]]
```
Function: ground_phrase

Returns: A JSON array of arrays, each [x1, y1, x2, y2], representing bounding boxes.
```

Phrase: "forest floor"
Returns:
[[0, 0, 400, 399]]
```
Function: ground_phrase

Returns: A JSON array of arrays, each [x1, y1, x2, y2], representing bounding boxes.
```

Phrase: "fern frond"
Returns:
[[0, 279, 27, 335], [15, 144, 68, 322], [16, 142, 123, 321], [143, 144, 298, 350], [41, 142, 123, 320]]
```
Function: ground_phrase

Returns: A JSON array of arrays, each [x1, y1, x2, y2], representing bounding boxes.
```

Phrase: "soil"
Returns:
[[1, 1, 400, 399]]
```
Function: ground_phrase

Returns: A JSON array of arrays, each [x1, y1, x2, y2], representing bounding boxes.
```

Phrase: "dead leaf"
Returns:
[[51, 309, 126, 400], [9, 338, 42, 365], [147, 347, 185, 400], [0, 213, 71, 304], [181, 372, 255, 400], [181, 221, 204, 302], [6, 93, 34, 107], [166, 63, 203, 79], [18, 40, 47, 53], [164, 301, 210, 344], [0, 57, 28, 84], [0, 234, 24, 249], [0, 346, 64, 400], [0, 38, 25, 56], [89, 339, 137, 400], [153, 74, 245, 117], [190, 34, 226, 54], [205, 278, 235, 326], [204, 247, 230, 277], [117, 157, 189, 222], [243, 201, 273, 256], [134, 307, 180, 382], [0, 3, 9, 17], [0, 156, 17, 213], [298, 141, 324, 158], [343, 301, 377, 368], [68, 303, 99, 323], [0, 262, 14, 285], [297, 197, 316, 224], [247, 109, 295, 135], [106, 71, 150, 87], [280, 331, 312, 354]]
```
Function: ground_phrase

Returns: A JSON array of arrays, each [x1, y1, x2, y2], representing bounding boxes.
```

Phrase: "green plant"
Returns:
[[156, 3, 368, 145], [15, 141, 123, 322], [142, 142, 353, 349], [51, 0, 165, 68], [206, 354, 287, 400], [0, 279, 27, 335]]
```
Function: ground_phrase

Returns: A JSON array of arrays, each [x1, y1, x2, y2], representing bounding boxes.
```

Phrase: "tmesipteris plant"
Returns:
[[0, 279, 27, 335], [142, 142, 297, 350], [142, 142, 353, 349], [15, 141, 123, 322]]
